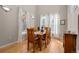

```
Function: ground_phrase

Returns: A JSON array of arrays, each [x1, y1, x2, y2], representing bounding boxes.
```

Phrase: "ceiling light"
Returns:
[[1, 5, 10, 12]]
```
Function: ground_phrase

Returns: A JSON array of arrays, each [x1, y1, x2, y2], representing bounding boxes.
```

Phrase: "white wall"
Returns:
[[67, 6, 78, 34], [67, 5, 79, 52], [74, 6, 79, 52], [75, 7, 79, 52]]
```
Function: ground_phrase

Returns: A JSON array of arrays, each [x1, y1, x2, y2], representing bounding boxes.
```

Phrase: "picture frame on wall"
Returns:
[[60, 20, 65, 25]]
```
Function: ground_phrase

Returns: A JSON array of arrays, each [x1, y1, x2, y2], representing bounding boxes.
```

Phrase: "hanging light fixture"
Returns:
[[0, 5, 11, 12]]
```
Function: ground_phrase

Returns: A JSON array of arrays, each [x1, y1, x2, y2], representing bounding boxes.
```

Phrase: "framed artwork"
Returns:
[[60, 20, 65, 25]]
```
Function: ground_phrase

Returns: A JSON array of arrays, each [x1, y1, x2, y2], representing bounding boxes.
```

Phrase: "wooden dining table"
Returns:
[[34, 30, 46, 35], [34, 30, 46, 50]]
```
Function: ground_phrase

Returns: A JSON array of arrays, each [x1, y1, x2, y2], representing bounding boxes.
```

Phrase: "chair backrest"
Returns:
[[27, 28, 34, 43], [49, 27, 51, 38], [45, 27, 51, 45], [45, 27, 49, 35], [37, 27, 40, 31], [45, 27, 49, 39]]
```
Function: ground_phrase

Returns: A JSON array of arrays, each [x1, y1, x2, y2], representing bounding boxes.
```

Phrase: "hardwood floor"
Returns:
[[0, 38, 64, 53]]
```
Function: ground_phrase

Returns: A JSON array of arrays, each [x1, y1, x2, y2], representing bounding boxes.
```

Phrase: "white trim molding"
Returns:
[[0, 41, 18, 48], [76, 50, 79, 53]]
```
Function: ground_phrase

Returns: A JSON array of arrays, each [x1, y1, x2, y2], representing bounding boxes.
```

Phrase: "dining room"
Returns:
[[17, 5, 67, 53], [0, 0, 79, 58], [0, 5, 67, 53]]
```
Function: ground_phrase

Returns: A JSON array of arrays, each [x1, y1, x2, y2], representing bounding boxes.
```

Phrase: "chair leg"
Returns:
[[33, 43, 35, 52], [39, 35, 42, 51], [45, 40, 47, 48], [39, 41, 42, 51], [40, 45, 42, 51], [27, 41, 29, 51]]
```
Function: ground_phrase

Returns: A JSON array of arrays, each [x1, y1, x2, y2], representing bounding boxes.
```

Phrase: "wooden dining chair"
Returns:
[[45, 27, 51, 47], [27, 28, 35, 52], [37, 34, 42, 51], [27, 28, 42, 52], [49, 28, 51, 41]]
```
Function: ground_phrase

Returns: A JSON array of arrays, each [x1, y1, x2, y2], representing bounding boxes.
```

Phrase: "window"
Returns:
[[40, 14, 60, 37], [50, 14, 60, 37]]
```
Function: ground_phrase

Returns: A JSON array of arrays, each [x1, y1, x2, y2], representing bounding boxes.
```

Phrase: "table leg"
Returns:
[[38, 35, 42, 51]]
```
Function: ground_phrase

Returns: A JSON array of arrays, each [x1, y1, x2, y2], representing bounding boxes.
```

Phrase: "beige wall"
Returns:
[[0, 6, 18, 46]]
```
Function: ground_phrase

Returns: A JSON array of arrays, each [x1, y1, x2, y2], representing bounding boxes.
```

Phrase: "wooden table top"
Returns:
[[34, 30, 46, 35]]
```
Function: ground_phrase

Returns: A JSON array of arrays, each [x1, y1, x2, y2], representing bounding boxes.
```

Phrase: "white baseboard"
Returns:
[[0, 40, 18, 48], [76, 50, 79, 53]]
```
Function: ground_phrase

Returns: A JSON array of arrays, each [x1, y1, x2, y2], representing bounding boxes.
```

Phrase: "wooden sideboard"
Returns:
[[64, 33, 77, 53]]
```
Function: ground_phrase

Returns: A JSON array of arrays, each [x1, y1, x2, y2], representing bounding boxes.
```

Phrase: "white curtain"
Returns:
[[26, 13, 35, 28], [40, 14, 60, 37], [18, 7, 26, 41], [50, 14, 60, 37], [18, 8, 35, 41], [40, 15, 49, 30]]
